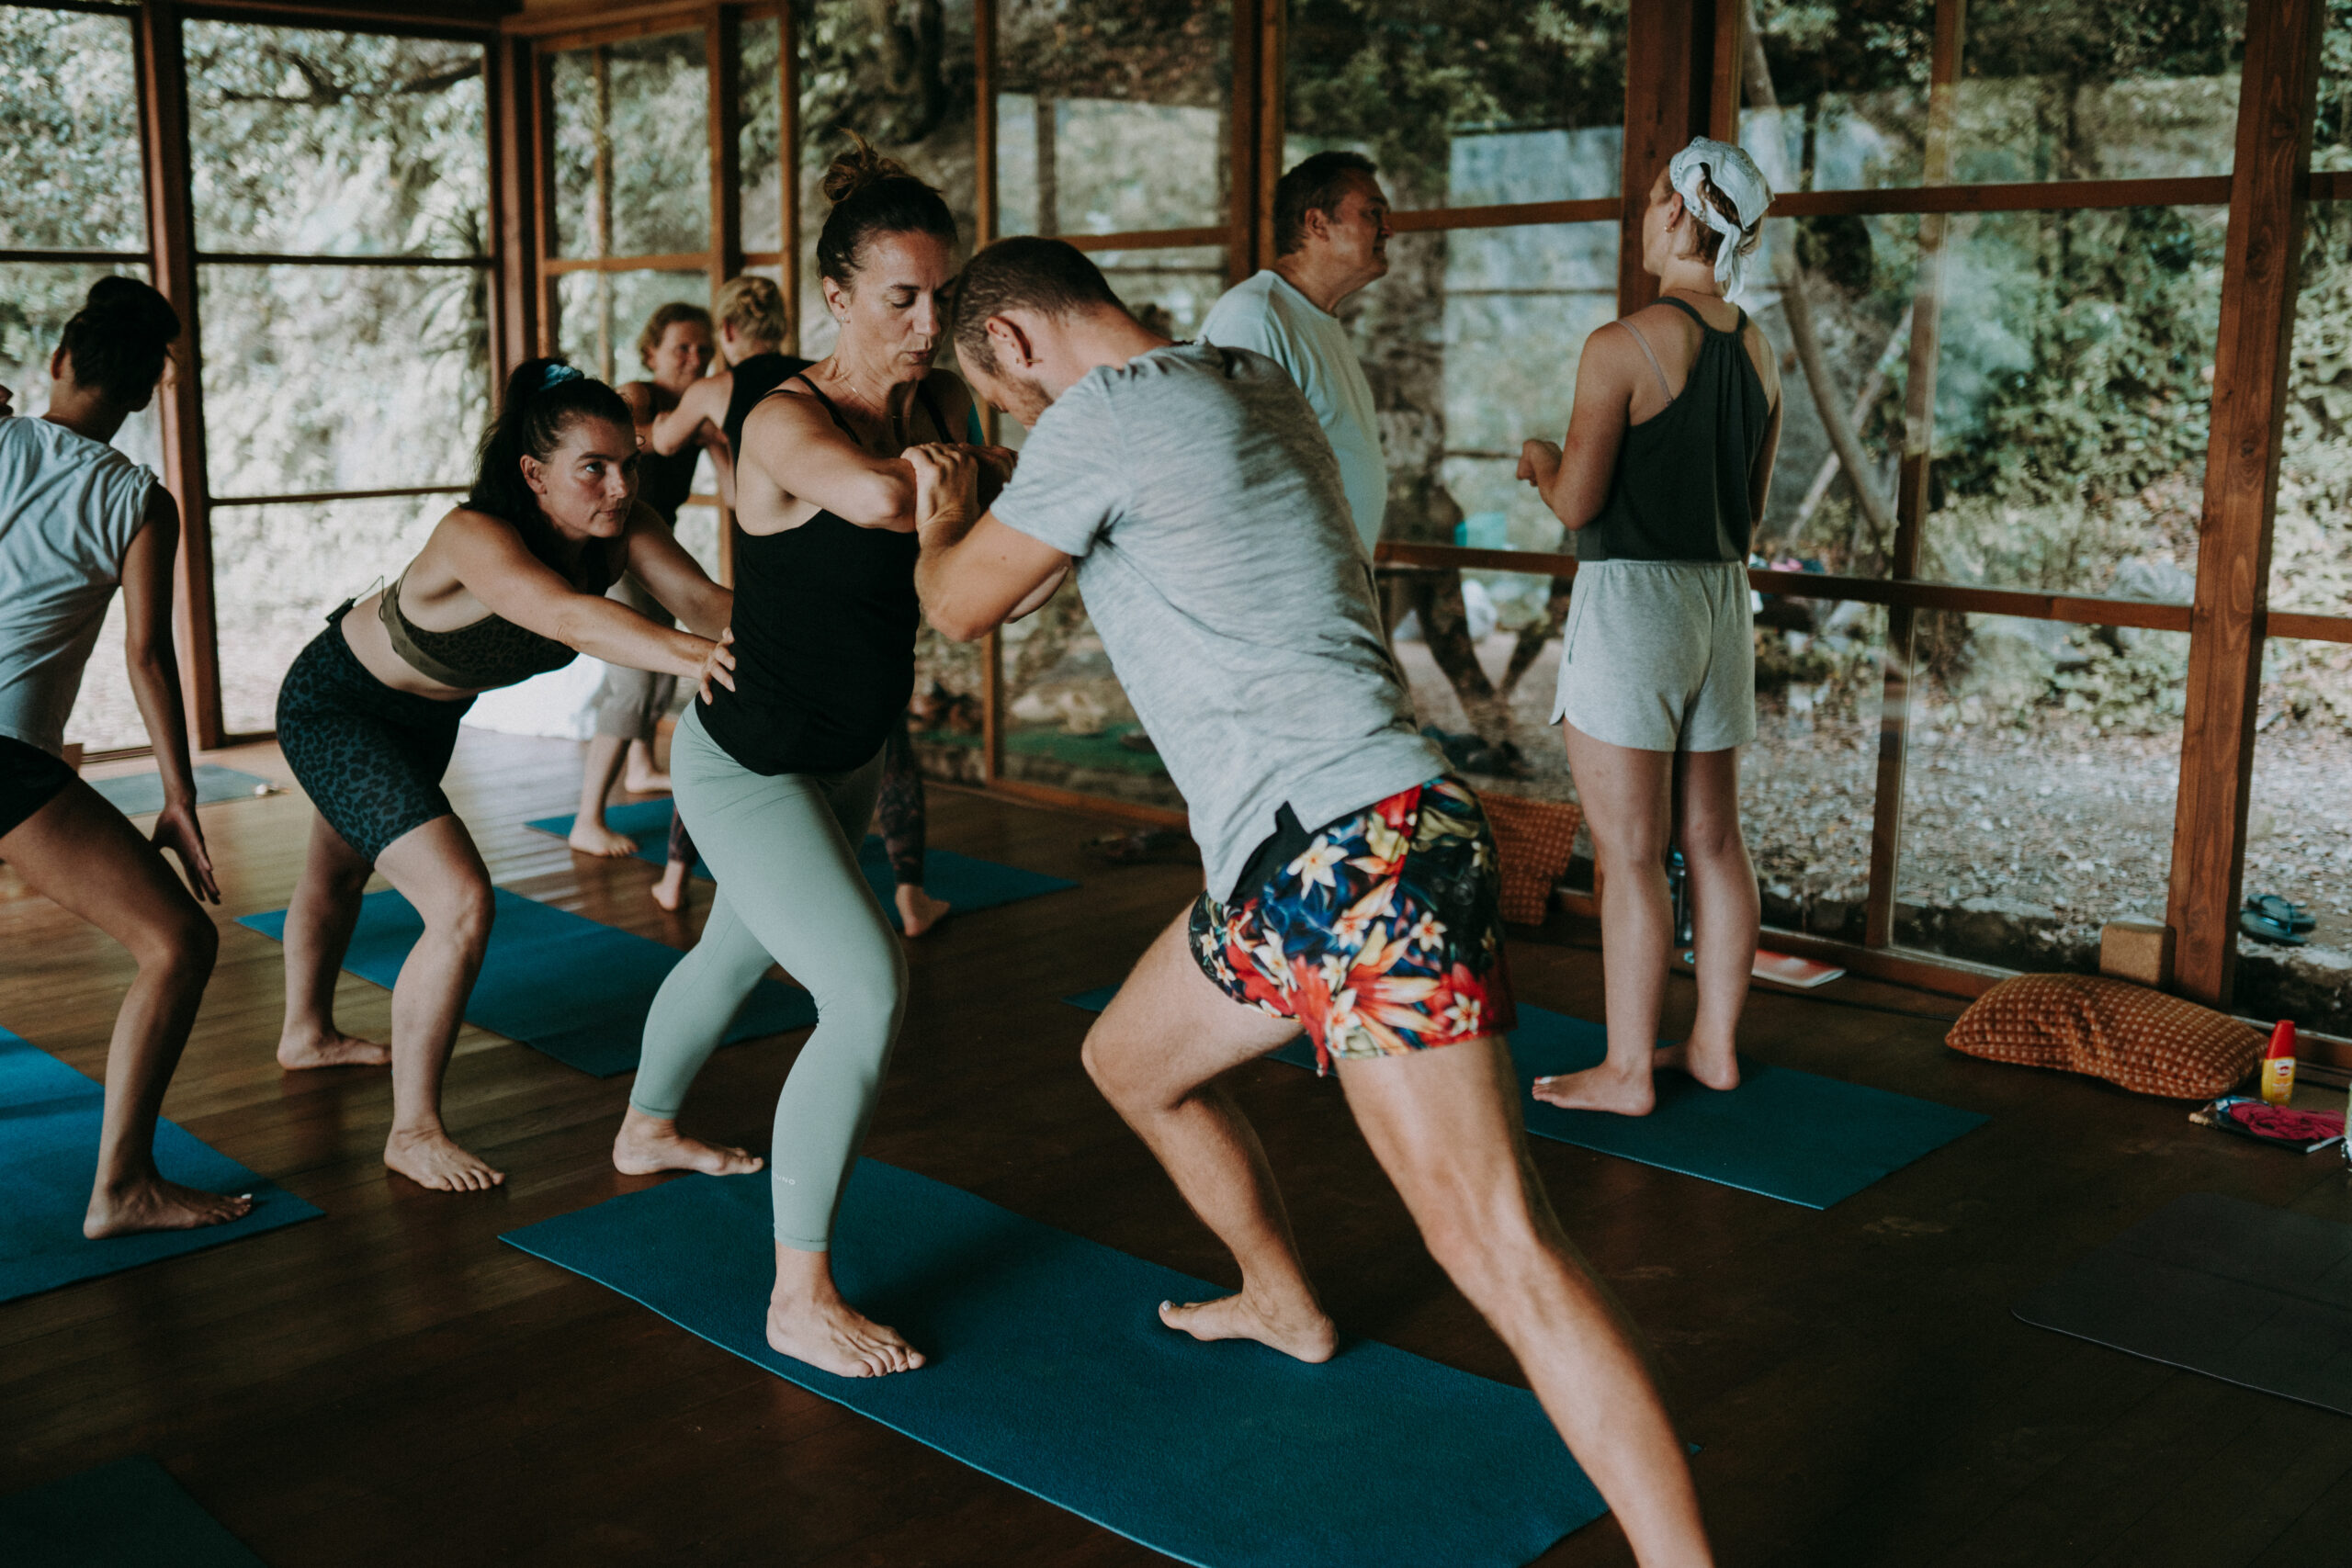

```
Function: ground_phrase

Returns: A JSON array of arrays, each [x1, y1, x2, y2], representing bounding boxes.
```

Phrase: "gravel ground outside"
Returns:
[[1398, 634, 2352, 1031]]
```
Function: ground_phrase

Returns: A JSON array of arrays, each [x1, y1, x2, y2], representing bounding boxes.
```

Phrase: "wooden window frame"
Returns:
[[27, 0, 2330, 1010]]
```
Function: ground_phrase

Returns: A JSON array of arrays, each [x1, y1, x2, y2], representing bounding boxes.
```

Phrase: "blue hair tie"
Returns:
[[539, 362, 584, 390]]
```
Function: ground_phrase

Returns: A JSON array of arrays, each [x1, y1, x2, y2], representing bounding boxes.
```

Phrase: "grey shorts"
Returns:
[[591, 574, 680, 740], [1550, 558, 1756, 753]]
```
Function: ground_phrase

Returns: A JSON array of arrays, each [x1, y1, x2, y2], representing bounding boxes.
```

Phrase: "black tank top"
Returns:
[[697, 373, 947, 775], [626, 382, 701, 525], [1577, 297, 1773, 563], [723, 352, 811, 457]]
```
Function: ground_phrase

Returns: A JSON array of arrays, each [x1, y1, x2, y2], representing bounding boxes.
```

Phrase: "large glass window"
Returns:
[[995, 0, 1230, 237], [797, 0, 979, 360], [551, 31, 710, 261], [1738, 215, 1919, 577], [2278, 202, 2352, 617], [2243, 638, 2352, 1035], [1894, 612, 2186, 968], [1924, 205, 2226, 599], [1953, 0, 2245, 184], [1, 6, 153, 754], [1286, 0, 1626, 210], [1741, 1, 1931, 194], [187, 20, 491, 734]]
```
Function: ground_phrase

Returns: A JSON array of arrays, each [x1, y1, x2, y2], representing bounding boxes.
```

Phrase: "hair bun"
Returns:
[[821, 131, 913, 207], [85, 276, 179, 346]]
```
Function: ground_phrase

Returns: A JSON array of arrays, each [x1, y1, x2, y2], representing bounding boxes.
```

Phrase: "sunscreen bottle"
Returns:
[[2260, 1020, 2297, 1107]]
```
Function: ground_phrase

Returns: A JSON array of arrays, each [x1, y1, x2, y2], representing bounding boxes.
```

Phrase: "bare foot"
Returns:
[[622, 768, 673, 795], [277, 1030, 390, 1070], [1532, 1062, 1657, 1116], [1653, 1038, 1740, 1091], [569, 821, 640, 858], [1159, 1292, 1338, 1364], [767, 1291, 926, 1378], [651, 861, 690, 913], [612, 1109, 763, 1176], [895, 884, 952, 937], [384, 1126, 504, 1191], [85, 1175, 254, 1238]]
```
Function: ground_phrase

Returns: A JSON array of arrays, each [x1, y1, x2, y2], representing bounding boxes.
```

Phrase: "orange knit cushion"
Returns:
[[1479, 792, 1584, 926], [1945, 972, 2266, 1100]]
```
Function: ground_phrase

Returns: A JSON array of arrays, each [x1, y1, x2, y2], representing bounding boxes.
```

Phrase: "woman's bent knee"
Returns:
[[133, 902, 218, 982]]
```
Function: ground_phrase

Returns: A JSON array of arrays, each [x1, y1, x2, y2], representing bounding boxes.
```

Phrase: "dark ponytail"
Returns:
[[814, 132, 958, 289], [59, 276, 180, 411], [466, 357, 634, 563]]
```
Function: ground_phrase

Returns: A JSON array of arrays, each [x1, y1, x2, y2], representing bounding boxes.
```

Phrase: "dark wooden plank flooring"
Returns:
[[5, 728, 2350, 1566]]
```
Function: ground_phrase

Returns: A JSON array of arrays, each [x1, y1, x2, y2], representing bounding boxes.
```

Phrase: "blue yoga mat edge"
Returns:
[[0, 1027, 322, 1303], [501, 1162, 1605, 1568], [500, 1213, 1229, 1568]]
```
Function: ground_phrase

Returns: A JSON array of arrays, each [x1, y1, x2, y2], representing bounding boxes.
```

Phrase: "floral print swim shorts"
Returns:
[[1189, 775, 1516, 1072]]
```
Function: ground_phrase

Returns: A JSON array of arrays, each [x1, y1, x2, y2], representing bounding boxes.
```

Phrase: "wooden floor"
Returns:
[[6, 728, 2352, 1567]]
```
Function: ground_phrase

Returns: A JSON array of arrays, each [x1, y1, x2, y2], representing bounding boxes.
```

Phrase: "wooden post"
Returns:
[[1862, 0, 1962, 947], [1618, 0, 1715, 314], [591, 43, 615, 380], [777, 0, 798, 354], [1254, 0, 1283, 276], [2166, 0, 2325, 1005], [1708, 0, 1743, 141], [975, 0, 1002, 782], [709, 5, 742, 297], [490, 33, 541, 382], [1227, 0, 1265, 284], [136, 1, 222, 750], [532, 48, 560, 357]]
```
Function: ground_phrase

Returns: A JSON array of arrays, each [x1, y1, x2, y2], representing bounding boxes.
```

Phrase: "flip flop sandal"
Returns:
[[2242, 907, 2309, 946], [2245, 893, 2317, 932]]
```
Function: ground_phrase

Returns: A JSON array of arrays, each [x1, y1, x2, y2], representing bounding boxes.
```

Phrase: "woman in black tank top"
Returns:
[[1516, 139, 1784, 1124], [616, 141, 998, 1382]]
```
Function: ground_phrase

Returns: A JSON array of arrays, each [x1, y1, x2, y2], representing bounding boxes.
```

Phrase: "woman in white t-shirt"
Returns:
[[0, 277, 250, 1238]]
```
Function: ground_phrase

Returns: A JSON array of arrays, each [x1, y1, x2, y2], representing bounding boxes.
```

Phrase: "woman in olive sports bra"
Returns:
[[270, 359, 735, 1194], [1518, 138, 1782, 1123]]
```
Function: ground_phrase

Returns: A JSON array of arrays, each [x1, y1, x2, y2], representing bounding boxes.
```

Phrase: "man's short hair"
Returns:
[[1274, 151, 1377, 258], [948, 236, 1129, 375]]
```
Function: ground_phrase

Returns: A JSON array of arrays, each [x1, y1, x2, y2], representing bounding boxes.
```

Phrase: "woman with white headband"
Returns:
[[1517, 136, 1781, 1118]]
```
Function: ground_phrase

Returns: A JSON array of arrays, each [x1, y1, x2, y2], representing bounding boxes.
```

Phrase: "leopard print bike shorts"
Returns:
[[276, 606, 475, 863]]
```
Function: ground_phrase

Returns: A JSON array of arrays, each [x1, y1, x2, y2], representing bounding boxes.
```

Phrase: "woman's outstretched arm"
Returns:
[[1520, 321, 1640, 532], [118, 486, 218, 903], [433, 509, 735, 696], [621, 501, 733, 639]]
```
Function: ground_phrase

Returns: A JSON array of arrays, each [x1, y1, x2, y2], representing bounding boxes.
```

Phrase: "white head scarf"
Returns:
[[1668, 136, 1772, 295]]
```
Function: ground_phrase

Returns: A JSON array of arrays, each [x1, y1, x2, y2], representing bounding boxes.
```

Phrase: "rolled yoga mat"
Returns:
[[503, 1159, 1611, 1568], [87, 765, 277, 817], [2015, 1191, 2352, 1416], [1065, 988, 1985, 1211], [238, 887, 817, 1078], [0, 1026, 319, 1305], [524, 799, 1078, 931], [0, 1456, 268, 1568]]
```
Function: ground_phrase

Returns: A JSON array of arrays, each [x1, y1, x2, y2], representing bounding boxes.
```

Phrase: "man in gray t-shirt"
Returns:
[[910, 237, 1712, 1561]]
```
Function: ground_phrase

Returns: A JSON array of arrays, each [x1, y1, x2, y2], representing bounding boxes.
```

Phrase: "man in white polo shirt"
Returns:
[[1200, 151, 1393, 555]]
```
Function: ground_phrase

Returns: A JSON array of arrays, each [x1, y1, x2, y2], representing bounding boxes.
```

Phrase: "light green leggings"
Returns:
[[632, 705, 907, 1249]]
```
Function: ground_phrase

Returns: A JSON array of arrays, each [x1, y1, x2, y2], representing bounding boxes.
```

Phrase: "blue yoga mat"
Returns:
[[87, 765, 276, 817], [524, 800, 1078, 931], [0, 1456, 267, 1568], [1064, 989, 1984, 1210], [503, 1160, 1609, 1567], [238, 887, 817, 1077], [0, 1027, 320, 1305]]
